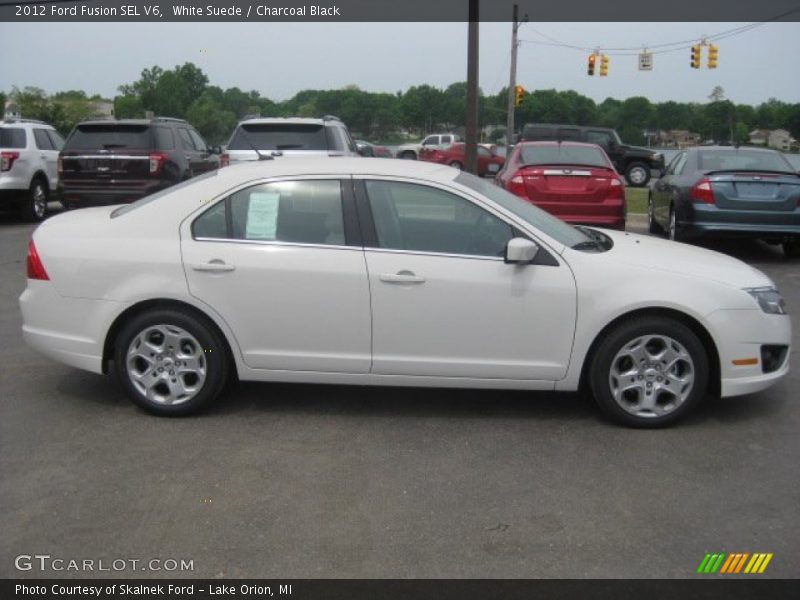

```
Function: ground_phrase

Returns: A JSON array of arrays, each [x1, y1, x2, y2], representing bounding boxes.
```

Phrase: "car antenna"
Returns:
[[239, 126, 273, 161]]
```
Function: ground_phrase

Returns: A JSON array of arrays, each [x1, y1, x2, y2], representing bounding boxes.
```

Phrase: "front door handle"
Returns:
[[379, 271, 426, 284], [191, 260, 235, 273]]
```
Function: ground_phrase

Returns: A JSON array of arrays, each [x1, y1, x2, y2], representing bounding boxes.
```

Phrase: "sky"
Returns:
[[1, 21, 799, 106]]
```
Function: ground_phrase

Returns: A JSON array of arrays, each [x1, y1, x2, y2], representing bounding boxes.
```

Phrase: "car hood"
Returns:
[[588, 229, 773, 289]]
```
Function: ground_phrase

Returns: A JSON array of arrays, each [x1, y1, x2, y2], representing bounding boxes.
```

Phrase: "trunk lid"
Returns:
[[707, 172, 800, 212], [518, 165, 620, 203]]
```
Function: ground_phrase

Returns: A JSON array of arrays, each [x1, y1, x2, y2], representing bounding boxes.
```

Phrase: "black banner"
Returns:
[[3, 579, 800, 600], [1, 0, 800, 22]]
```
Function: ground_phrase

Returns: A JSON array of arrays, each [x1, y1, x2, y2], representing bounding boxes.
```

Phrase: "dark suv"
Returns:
[[59, 117, 219, 208], [519, 123, 665, 187]]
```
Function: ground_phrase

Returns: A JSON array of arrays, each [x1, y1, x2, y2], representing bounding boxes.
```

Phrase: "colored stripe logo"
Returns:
[[697, 552, 773, 574]]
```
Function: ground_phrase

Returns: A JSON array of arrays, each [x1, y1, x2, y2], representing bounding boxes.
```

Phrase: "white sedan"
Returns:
[[20, 158, 791, 427]]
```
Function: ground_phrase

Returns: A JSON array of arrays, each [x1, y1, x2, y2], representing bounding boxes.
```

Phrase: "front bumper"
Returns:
[[705, 308, 791, 397]]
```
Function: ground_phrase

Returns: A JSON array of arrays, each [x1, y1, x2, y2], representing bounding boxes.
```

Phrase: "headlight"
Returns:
[[745, 287, 787, 315]]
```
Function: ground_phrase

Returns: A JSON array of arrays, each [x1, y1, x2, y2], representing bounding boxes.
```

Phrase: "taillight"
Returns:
[[690, 178, 715, 204], [149, 152, 168, 175], [1, 151, 20, 172], [608, 177, 624, 199], [26, 240, 49, 281], [220, 153, 230, 168], [508, 174, 527, 198]]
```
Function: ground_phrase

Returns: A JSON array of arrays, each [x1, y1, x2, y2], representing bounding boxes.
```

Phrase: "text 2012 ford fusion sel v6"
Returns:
[[19, 158, 791, 427]]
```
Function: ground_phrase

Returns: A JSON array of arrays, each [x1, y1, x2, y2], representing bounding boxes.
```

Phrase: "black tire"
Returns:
[[625, 161, 651, 187], [400, 150, 417, 160], [589, 316, 709, 428], [114, 309, 229, 416], [20, 177, 48, 222], [783, 241, 800, 258], [448, 160, 464, 170], [647, 190, 664, 234], [667, 204, 682, 242]]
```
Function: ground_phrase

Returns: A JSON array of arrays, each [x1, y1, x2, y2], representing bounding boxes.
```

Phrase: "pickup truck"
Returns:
[[396, 133, 461, 160]]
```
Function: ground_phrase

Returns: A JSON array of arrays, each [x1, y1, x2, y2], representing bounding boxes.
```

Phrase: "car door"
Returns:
[[653, 152, 687, 224], [356, 177, 577, 381], [177, 127, 204, 177], [188, 128, 218, 173], [32, 128, 59, 187], [181, 177, 371, 373]]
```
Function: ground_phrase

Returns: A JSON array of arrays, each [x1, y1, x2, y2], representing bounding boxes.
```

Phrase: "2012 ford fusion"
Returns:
[[20, 158, 791, 427]]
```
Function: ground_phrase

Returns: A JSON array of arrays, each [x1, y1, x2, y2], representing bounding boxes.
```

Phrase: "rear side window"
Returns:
[[0, 128, 26, 148], [518, 145, 609, 168], [228, 123, 327, 151], [153, 127, 175, 150], [65, 124, 152, 150], [193, 180, 346, 246], [33, 129, 55, 150], [586, 130, 613, 147], [177, 128, 196, 150]]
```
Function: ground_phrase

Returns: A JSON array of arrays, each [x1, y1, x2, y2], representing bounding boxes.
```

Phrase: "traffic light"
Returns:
[[690, 44, 702, 69], [707, 44, 718, 69], [587, 54, 596, 76], [599, 54, 609, 76], [514, 84, 525, 107]]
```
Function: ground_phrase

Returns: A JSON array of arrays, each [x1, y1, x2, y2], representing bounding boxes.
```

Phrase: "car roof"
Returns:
[[216, 157, 455, 181], [238, 117, 333, 126], [688, 145, 782, 153], [516, 141, 603, 149]]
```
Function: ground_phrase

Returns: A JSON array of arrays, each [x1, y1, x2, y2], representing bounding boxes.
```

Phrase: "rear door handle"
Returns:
[[191, 260, 235, 273], [379, 271, 426, 284]]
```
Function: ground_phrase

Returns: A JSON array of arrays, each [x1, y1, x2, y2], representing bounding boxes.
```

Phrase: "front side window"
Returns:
[[33, 129, 55, 150], [586, 130, 613, 147], [365, 180, 514, 258], [193, 180, 345, 246]]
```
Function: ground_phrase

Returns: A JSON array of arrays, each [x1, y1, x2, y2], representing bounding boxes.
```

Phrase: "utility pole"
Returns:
[[505, 4, 520, 147], [464, 0, 479, 174]]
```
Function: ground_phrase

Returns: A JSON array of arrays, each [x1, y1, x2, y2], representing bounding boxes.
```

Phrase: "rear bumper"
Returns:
[[19, 280, 125, 375], [60, 182, 167, 207], [678, 203, 800, 241]]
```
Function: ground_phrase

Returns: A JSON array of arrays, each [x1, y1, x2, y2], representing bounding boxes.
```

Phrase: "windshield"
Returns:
[[66, 124, 151, 150], [454, 171, 590, 248], [228, 123, 327, 151], [111, 170, 219, 218], [698, 149, 795, 173], [519, 145, 610, 168]]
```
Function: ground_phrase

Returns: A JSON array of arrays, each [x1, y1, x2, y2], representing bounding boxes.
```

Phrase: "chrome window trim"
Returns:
[[66, 155, 150, 160], [364, 246, 504, 262], [192, 237, 359, 252]]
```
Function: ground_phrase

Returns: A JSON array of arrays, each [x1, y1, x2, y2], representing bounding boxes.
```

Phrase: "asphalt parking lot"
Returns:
[[1, 208, 798, 579]]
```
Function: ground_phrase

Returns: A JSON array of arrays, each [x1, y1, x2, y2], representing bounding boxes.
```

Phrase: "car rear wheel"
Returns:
[[21, 178, 48, 222], [647, 191, 664, 234], [114, 309, 229, 416], [400, 151, 416, 160], [668, 205, 682, 242], [625, 162, 650, 187], [448, 160, 464, 170], [589, 317, 708, 428]]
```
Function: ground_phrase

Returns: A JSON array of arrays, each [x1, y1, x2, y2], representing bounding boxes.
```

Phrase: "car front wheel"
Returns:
[[400, 151, 416, 160], [114, 309, 229, 416], [625, 162, 650, 187], [589, 317, 709, 428], [647, 191, 664, 234]]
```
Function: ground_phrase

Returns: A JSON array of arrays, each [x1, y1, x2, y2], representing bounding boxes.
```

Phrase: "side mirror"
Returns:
[[504, 237, 539, 264], [356, 144, 373, 157]]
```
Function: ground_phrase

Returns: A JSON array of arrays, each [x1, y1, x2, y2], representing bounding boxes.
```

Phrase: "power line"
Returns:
[[519, 6, 800, 57]]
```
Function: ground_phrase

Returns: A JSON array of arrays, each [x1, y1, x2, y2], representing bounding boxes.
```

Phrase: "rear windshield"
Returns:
[[228, 123, 327, 151], [0, 128, 26, 148], [698, 149, 795, 173], [519, 145, 609, 168], [65, 124, 152, 150]]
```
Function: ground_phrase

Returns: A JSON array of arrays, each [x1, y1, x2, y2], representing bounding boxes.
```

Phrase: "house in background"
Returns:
[[4, 99, 21, 119], [654, 129, 701, 148], [748, 129, 770, 146], [767, 129, 793, 152]]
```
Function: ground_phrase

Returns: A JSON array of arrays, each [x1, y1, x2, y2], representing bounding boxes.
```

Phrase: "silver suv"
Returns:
[[1, 118, 64, 221], [222, 116, 358, 165]]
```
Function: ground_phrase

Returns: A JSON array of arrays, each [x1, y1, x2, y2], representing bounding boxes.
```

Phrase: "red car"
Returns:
[[496, 141, 626, 230], [418, 142, 505, 177]]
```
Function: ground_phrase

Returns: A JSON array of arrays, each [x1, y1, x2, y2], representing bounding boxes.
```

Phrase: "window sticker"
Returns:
[[245, 192, 280, 240]]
